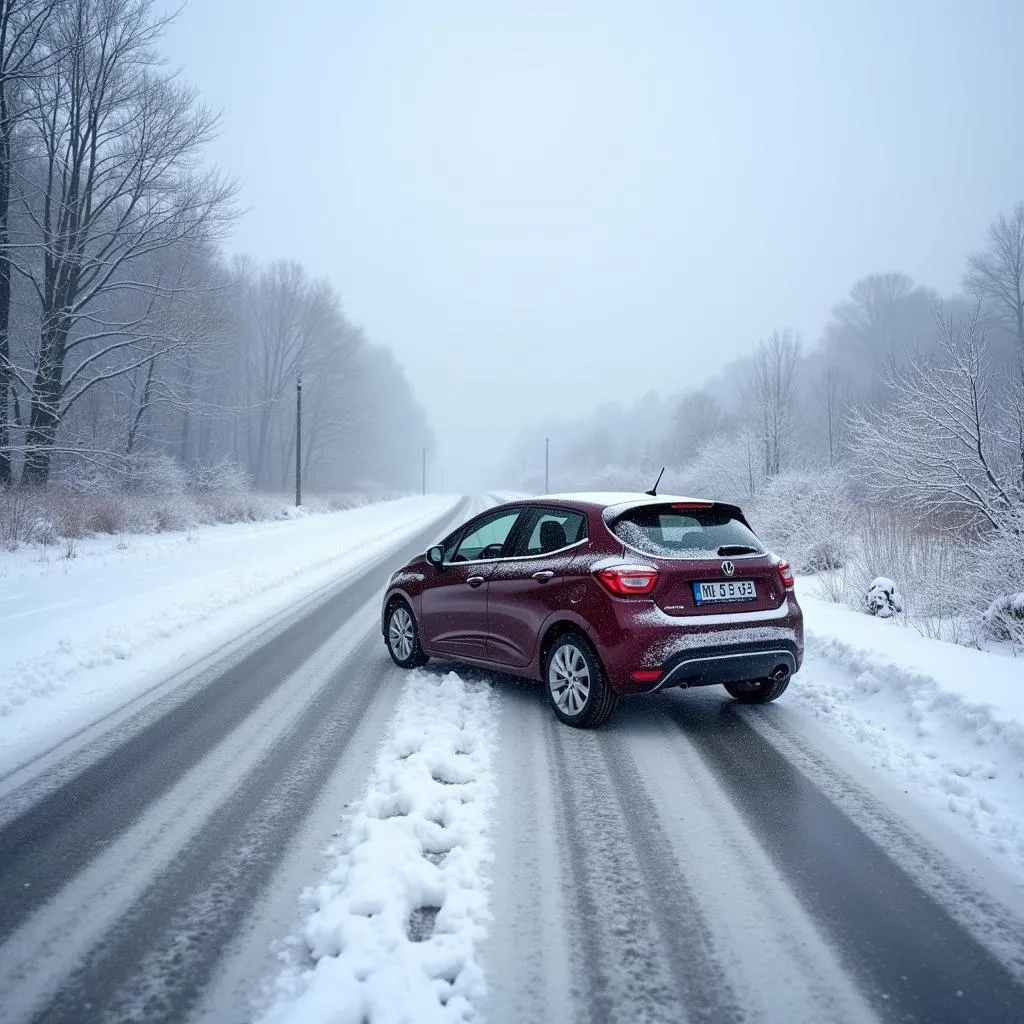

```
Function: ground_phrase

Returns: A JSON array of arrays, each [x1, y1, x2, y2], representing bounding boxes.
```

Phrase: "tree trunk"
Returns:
[[0, 95, 11, 485], [21, 319, 70, 485]]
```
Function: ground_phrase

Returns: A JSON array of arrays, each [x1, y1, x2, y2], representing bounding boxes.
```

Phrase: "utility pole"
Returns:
[[422, 446, 426, 496], [295, 375, 302, 507], [545, 437, 549, 494]]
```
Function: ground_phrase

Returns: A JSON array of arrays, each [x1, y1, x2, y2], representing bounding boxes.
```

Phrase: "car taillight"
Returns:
[[777, 559, 794, 591], [596, 565, 659, 596]]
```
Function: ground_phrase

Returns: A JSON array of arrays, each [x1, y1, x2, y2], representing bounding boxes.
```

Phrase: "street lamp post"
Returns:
[[295, 375, 302, 507]]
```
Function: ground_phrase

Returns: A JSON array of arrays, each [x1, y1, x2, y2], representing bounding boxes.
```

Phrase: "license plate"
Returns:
[[694, 580, 757, 604]]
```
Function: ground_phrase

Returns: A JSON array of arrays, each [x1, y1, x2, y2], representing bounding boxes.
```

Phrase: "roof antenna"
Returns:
[[646, 467, 665, 497]]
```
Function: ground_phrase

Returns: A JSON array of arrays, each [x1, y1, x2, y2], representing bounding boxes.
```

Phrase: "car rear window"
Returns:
[[609, 505, 764, 558]]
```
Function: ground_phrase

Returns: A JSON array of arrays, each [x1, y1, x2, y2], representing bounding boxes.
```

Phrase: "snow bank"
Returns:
[[262, 670, 498, 1024], [0, 496, 459, 762], [793, 594, 1024, 873]]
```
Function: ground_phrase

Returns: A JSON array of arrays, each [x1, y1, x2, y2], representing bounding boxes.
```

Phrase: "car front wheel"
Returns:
[[386, 600, 428, 669], [545, 633, 618, 728]]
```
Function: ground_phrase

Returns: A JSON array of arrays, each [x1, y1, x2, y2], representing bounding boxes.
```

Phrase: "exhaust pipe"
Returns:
[[770, 664, 791, 684]]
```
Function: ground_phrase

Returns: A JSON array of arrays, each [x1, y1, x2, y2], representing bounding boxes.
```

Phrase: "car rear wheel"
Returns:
[[545, 633, 618, 728], [386, 600, 428, 669], [724, 674, 790, 704]]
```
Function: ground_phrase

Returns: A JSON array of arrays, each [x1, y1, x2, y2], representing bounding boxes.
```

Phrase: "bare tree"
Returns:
[[849, 304, 1022, 531], [0, 0, 64, 483], [668, 389, 730, 465], [817, 365, 849, 467], [12, 0, 235, 484], [746, 329, 801, 478], [964, 202, 1024, 353]]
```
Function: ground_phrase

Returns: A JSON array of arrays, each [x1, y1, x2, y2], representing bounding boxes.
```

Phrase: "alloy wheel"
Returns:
[[548, 643, 591, 716], [388, 605, 415, 662]]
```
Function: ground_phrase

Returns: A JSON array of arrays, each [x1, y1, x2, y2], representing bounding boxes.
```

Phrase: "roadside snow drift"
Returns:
[[792, 593, 1024, 875], [262, 669, 498, 1024], [0, 496, 459, 763]]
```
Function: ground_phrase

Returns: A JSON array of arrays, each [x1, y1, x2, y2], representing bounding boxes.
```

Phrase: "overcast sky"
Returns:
[[164, 1, 1024, 490]]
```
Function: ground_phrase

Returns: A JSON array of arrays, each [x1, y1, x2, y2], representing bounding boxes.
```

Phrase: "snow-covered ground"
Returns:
[[262, 670, 497, 1024], [4, 501, 1024, 1022], [785, 581, 1024, 877], [0, 495, 460, 768]]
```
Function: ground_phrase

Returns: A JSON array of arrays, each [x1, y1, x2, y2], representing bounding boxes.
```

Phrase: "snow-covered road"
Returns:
[[484, 680, 1024, 1024], [1, 495, 1023, 1024]]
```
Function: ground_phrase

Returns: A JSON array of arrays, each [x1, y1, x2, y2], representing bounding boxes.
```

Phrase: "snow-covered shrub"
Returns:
[[150, 492, 203, 532], [27, 517, 57, 545], [83, 492, 127, 535], [683, 429, 763, 501], [966, 507, 1024, 642], [187, 457, 250, 493], [982, 593, 1024, 643], [0, 486, 33, 549], [865, 576, 905, 618], [841, 507, 971, 622], [124, 453, 187, 494], [752, 469, 853, 573]]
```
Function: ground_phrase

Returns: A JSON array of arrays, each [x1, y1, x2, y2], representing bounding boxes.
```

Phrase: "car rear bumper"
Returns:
[[592, 594, 804, 695], [652, 640, 800, 692]]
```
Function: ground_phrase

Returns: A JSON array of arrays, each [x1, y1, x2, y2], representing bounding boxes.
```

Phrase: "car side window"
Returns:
[[450, 510, 522, 562], [516, 509, 587, 556]]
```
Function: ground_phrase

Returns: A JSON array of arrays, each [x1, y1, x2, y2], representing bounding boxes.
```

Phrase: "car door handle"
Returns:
[[466, 576, 485, 588], [532, 570, 554, 582]]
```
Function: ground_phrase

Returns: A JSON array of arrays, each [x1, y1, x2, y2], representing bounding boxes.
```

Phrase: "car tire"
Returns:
[[724, 674, 790, 704], [385, 599, 429, 669], [544, 632, 618, 728]]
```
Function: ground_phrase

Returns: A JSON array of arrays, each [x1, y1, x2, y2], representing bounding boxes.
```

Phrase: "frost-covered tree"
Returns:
[[964, 202, 1024, 354], [745, 329, 801, 478], [13, 0, 236, 483], [849, 305, 1023, 531]]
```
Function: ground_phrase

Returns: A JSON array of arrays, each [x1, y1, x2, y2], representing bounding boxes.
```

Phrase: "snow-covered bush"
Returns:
[[982, 593, 1024, 643], [187, 457, 251, 492], [836, 507, 971, 624], [752, 469, 853, 572], [865, 577, 905, 618], [966, 507, 1024, 643], [683, 428, 763, 501], [125, 453, 187, 494], [0, 486, 33, 549]]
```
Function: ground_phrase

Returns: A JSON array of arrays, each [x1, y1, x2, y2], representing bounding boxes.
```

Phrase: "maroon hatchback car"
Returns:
[[381, 493, 803, 727]]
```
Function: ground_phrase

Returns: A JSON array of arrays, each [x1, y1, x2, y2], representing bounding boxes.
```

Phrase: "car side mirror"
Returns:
[[426, 545, 445, 569]]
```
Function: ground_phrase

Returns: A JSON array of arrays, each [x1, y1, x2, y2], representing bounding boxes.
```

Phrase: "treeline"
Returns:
[[505, 203, 1024, 641], [0, 0, 430, 493], [506, 202, 1023, 516]]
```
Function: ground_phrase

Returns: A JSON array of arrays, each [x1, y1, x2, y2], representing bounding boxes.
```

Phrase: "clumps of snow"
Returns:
[[792, 596, 1024, 876], [865, 577, 904, 618], [983, 593, 1024, 643], [261, 670, 498, 1024]]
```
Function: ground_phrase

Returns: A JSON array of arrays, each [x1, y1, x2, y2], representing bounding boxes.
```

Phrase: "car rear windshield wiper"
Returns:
[[717, 544, 761, 556]]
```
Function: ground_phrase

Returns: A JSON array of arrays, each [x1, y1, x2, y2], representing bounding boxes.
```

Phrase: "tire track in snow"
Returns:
[[0, 502, 467, 947], [745, 691, 1024, 981], [660, 691, 1024, 1024], [543, 712, 742, 1024], [0, 500, 477, 1023], [31, 631, 391, 1024]]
